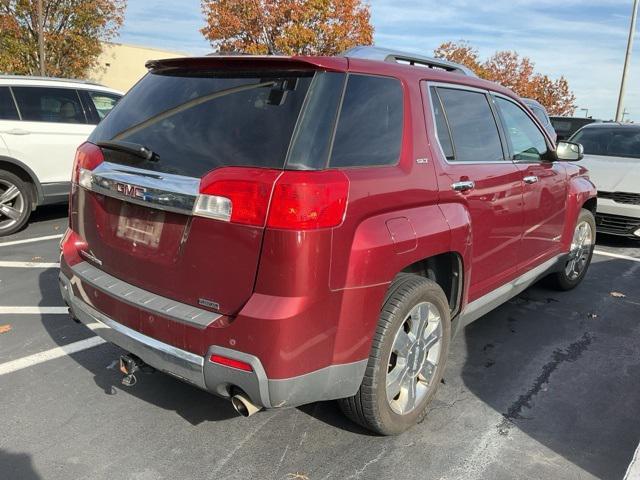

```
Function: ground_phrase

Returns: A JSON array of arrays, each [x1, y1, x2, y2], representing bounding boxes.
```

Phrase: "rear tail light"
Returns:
[[72, 142, 104, 184], [194, 168, 349, 230], [196, 167, 281, 226], [267, 170, 349, 229]]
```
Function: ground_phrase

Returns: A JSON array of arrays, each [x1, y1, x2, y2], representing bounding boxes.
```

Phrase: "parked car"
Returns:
[[522, 98, 557, 141], [570, 122, 640, 238], [551, 116, 600, 141], [59, 46, 597, 435], [0, 76, 122, 235]]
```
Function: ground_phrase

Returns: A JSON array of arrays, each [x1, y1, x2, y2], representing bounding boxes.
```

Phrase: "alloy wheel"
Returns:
[[0, 179, 25, 233], [386, 301, 443, 415], [565, 220, 594, 280]]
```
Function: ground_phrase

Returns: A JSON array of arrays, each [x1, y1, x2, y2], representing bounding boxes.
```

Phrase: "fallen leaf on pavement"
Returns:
[[0, 324, 12, 334], [610, 292, 626, 298]]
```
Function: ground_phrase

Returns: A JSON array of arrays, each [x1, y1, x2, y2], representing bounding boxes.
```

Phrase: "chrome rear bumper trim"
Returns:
[[71, 261, 222, 330], [60, 273, 206, 389]]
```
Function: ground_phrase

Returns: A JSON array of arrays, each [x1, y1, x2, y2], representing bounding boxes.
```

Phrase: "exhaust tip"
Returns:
[[231, 393, 261, 417]]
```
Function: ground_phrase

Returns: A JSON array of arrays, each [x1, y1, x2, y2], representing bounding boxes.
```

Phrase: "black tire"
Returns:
[[0, 170, 32, 237], [548, 208, 596, 291], [338, 274, 451, 435]]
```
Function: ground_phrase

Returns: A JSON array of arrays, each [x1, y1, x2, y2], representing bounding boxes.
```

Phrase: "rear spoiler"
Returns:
[[145, 56, 348, 73]]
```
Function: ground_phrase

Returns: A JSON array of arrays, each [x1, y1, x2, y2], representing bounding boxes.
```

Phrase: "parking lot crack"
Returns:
[[497, 332, 594, 435]]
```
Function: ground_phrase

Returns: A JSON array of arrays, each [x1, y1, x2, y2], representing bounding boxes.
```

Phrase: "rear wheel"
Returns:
[[339, 274, 451, 435], [549, 208, 595, 290], [0, 170, 31, 236]]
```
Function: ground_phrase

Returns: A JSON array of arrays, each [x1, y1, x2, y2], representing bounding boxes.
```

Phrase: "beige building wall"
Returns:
[[88, 42, 188, 92]]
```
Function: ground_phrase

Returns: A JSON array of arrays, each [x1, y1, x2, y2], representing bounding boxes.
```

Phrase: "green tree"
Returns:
[[0, 0, 127, 78]]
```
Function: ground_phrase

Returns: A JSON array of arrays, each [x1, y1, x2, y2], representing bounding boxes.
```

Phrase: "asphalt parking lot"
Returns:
[[1, 205, 639, 480]]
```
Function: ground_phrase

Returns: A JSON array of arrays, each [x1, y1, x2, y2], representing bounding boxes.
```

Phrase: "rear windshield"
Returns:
[[571, 128, 640, 159], [89, 70, 315, 177]]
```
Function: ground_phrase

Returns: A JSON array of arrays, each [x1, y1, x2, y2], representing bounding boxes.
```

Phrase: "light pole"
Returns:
[[580, 108, 589, 118], [37, 0, 45, 76], [616, 0, 639, 122]]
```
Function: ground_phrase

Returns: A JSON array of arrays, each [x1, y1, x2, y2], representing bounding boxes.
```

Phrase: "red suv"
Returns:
[[59, 46, 597, 435]]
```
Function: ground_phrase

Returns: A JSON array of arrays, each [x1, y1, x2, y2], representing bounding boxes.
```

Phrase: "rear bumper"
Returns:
[[59, 271, 366, 408]]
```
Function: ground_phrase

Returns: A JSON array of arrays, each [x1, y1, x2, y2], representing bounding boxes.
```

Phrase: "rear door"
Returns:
[[75, 68, 320, 315], [493, 95, 567, 268], [6, 86, 93, 184], [426, 84, 523, 301]]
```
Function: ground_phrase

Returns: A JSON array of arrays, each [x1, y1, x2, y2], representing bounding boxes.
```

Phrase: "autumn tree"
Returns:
[[201, 0, 373, 56], [434, 41, 576, 116], [0, 0, 127, 78]]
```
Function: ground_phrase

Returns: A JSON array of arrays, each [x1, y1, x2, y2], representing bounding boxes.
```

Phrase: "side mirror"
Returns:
[[555, 141, 584, 161]]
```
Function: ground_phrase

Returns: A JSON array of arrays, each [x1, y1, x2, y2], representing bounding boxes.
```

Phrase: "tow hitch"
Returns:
[[119, 354, 152, 387]]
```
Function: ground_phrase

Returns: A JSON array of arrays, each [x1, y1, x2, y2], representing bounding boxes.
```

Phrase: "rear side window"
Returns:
[[330, 75, 403, 168], [430, 87, 454, 160], [0, 87, 19, 120], [12, 87, 86, 124], [91, 71, 314, 177], [435, 87, 504, 162], [495, 97, 548, 161], [88, 91, 121, 121]]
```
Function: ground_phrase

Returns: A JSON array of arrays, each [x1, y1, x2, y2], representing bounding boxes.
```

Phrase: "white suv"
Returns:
[[0, 76, 122, 235]]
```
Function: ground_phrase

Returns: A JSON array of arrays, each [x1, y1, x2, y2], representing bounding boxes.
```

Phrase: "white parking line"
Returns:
[[0, 233, 63, 248], [0, 336, 106, 376], [594, 250, 640, 263], [0, 306, 69, 314], [0, 261, 60, 268]]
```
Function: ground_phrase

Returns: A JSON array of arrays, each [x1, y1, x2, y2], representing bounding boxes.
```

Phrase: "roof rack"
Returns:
[[0, 74, 105, 87], [342, 46, 476, 77]]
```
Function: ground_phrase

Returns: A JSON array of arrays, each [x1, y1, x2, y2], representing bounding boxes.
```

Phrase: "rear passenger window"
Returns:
[[495, 97, 548, 161], [12, 87, 86, 124], [330, 75, 403, 168], [436, 87, 504, 162], [430, 87, 454, 160], [0, 87, 19, 120], [88, 91, 121, 121]]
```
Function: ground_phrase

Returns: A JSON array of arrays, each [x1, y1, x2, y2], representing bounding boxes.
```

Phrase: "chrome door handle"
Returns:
[[6, 128, 30, 135], [451, 181, 475, 192], [523, 175, 539, 184]]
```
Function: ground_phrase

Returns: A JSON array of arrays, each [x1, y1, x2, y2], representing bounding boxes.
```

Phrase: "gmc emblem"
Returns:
[[116, 182, 146, 199]]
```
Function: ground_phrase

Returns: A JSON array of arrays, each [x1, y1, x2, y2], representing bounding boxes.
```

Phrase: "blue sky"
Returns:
[[119, 0, 639, 121]]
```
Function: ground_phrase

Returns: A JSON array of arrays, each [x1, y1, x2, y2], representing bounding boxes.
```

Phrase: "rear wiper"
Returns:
[[96, 140, 158, 162]]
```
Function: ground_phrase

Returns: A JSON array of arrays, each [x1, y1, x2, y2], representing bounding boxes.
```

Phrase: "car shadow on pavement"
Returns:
[[597, 232, 640, 249], [38, 272, 238, 427], [28, 204, 68, 224], [0, 449, 42, 480], [460, 258, 640, 480]]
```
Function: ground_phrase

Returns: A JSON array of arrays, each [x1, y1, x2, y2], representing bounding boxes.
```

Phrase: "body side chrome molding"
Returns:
[[459, 254, 565, 327], [80, 161, 199, 215], [71, 261, 222, 329]]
